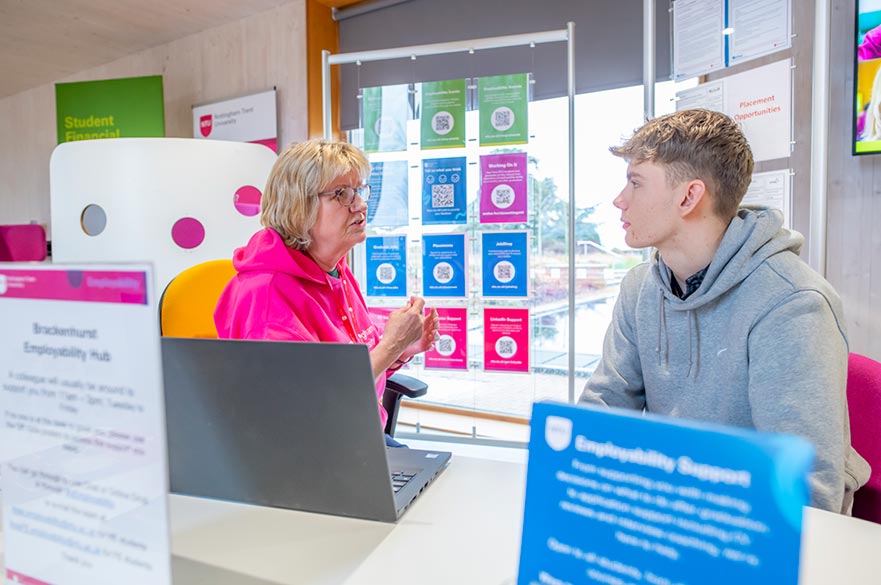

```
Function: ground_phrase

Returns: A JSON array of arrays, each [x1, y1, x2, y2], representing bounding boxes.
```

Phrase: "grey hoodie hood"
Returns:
[[653, 207, 800, 310], [651, 208, 801, 377]]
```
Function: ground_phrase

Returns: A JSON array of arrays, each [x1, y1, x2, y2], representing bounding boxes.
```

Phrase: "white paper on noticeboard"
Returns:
[[728, 0, 792, 66], [0, 263, 171, 585], [724, 58, 792, 162], [742, 169, 792, 229], [676, 80, 726, 112], [673, 0, 726, 80]]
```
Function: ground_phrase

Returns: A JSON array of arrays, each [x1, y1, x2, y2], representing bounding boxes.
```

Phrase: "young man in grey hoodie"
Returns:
[[579, 108, 870, 514]]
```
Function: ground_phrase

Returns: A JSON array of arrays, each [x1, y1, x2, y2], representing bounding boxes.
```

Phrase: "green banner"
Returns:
[[362, 85, 410, 153], [478, 73, 528, 146], [56, 75, 165, 144], [420, 79, 466, 150]]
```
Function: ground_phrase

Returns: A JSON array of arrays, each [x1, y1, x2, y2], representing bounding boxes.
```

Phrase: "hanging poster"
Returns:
[[366, 235, 407, 297], [482, 231, 528, 298], [420, 79, 467, 149], [367, 160, 409, 228], [424, 307, 469, 370], [422, 233, 467, 298], [484, 307, 530, 373], [728, 0, 792, 66], [676, 79, 725, 112], [478, 73, 529, 146], [192, 89, 278, 152], [724, 59, 792, 162], [742, 170, 792, 229], [518, 401, 813, 585], [55, 75, 165, 144], [673, 0, 725, 80], [0, 264, 172, 585], [479, 152, 529, 223], [362, 84, 410, 153], [422, 157, 467, 225]]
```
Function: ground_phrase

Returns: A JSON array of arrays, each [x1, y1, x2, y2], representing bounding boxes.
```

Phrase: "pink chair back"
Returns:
[[0, 225, 47, 261], [848, 352, 881, 523]]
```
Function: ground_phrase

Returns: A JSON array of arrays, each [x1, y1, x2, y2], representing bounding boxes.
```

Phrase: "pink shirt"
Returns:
[[215, 228, 389, 427]]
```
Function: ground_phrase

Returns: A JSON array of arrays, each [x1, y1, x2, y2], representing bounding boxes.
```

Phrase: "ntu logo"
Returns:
[[200, 115, 213, 137], [545, 416, 573, 452]]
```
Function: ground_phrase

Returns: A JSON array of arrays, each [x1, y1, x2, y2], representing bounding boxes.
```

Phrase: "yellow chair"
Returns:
[[158, 259, 426, 437], [159, 259, 237, 338]]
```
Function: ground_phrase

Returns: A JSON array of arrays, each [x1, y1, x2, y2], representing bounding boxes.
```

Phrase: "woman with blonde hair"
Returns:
[[215, 140, 438, 445]]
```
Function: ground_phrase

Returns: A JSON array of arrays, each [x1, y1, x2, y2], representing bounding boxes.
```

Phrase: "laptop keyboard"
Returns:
[[390, 470, 417, 493]]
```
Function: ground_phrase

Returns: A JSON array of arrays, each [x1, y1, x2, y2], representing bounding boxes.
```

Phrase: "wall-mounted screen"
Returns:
[[855, 0, 881, 154]]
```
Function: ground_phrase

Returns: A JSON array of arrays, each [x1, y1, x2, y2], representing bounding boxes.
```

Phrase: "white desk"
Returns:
[[2, 442, 880, 584], [168, 441, 881, 585]]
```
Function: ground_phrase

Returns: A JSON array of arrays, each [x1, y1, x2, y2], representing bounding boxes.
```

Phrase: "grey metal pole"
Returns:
[[809, 0, 829, 275], [322, 49, 332, 139], [567, 21, 576, 404], [644, 0, 656, 121]]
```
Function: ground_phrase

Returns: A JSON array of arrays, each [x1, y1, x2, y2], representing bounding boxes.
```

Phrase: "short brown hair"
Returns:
[[261, 139, 370, 250], [610, 109, 754, 219]]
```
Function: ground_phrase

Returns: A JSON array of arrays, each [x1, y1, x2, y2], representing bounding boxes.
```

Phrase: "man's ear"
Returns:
[[678, 179, 707, 218]]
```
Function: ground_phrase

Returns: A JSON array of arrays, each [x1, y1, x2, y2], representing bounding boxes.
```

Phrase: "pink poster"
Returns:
[[483, 308, 530, 372], [479, 152, 528, 223], [424, 307, 468, 370], [368, 306, 394, 330]]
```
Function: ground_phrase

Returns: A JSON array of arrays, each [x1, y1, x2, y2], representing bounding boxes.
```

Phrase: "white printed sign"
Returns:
[[729, 0, 792, 66], [673, 0, 726, 80], [676, 80, 725, 112], [0, 264, 171, 585], [724, 59, 792, 162], [193, 89, 278, 152], [743, 169, 791, 229]]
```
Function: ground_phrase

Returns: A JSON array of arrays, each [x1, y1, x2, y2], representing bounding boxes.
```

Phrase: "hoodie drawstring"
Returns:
[[657, 290, 669, 368], [658, 290, 701, 378]]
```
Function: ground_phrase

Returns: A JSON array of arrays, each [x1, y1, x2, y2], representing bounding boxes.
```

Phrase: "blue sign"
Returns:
[[367, 161, 409, 228], [422, 233, 466, 297], [518, 402, 813, 585], [482, 231, 528, 297], [365, 235, 407, 297], [421, 157, 467, 225]]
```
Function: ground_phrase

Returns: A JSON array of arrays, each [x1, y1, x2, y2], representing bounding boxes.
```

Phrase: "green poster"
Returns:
[[420, 79, 466, 150], [362, 85, 410, 153], [478, 73, 529, 146], [56, 75, 165, 144]]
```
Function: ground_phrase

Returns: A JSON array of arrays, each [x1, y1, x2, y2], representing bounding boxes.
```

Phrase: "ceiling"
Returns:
[[0, 0, 364, 100]]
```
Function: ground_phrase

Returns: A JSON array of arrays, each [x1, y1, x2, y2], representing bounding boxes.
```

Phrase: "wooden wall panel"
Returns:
[[0, 1, 307, 233], [827, 0, 881, 360]]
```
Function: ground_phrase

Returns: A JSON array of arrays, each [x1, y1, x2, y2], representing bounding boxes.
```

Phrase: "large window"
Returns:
[[354, 79, 694, 442]]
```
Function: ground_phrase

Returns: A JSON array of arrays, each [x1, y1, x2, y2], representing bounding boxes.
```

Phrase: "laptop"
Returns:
[[160, 337, 451, 522]]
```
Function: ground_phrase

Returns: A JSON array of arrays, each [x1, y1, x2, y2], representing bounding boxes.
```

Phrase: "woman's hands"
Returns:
[[405, 303, 439, 357], [370, 296, 438, 380]]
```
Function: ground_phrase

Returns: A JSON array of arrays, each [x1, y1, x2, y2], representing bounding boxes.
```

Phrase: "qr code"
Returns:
[[437, 337, 453, 354], [435, 263, 453, 282], [493, 109, 512, 128], [432, 184, 455, 207], [494, 187, 512, 206], [434, 113, 451, 132], [379, 265, 395, 281], [496, 263, 513, 281], [497, 338, 515, 356]]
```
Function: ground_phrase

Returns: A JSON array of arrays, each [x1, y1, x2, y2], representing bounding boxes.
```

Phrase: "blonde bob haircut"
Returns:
[[260, 139, 371, 250]]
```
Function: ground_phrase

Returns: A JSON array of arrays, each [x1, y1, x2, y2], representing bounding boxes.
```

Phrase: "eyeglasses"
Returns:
[[317, 184, 371, 207]]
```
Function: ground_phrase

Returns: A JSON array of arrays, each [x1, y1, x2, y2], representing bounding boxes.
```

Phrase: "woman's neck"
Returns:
[[305, 248, 343, 273]]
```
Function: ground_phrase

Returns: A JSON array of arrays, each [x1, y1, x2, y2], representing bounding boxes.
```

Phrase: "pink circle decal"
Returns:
[[234, 185, 262, 216], [171, 217, 205, 249]]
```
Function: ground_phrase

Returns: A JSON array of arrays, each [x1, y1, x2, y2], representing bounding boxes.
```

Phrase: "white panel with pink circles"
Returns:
[[49, 138, 276, 296]]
